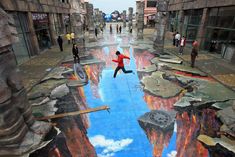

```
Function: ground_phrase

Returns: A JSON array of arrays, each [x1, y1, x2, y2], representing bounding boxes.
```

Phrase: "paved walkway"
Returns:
[[143, 28, 235, 90], [164, 39, 235, 91], [19, 43, 72, 91]]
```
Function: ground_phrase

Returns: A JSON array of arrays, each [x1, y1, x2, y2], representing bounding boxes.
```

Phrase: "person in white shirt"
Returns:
[[175, 32, 181, 47], [179, 36, 186, 55]]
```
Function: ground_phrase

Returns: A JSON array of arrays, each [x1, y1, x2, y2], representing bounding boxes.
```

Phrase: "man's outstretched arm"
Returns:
[[112, 59, 119, 63]]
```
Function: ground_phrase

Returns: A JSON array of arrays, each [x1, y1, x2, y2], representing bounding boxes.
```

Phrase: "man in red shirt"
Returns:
[[112, 51, 133, 78]]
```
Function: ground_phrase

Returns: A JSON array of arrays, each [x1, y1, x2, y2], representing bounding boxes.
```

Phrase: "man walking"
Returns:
[[175, 32, 181, 47], [95, 27, 98, 38], [57, 36, 63, 52], [119, 25, 122, 34], [116, 24, 119, 34], [191, 40, 199, 68], [112, 51, 133, 78], [179, 36, 186, 55], [110, 24, 113, 34], [72, 44, 80, 63]]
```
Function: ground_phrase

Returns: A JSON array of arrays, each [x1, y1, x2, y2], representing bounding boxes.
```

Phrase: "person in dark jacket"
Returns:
[[72, 44, 80, 63], [191, 40, 199, 68], [95, 27, 98, 38], [112, 51, 133, 78], [110, 24, 113, 34], [57, 36, 63, 51], [116, 24, 119, 34], [119, 25, 122, 33]]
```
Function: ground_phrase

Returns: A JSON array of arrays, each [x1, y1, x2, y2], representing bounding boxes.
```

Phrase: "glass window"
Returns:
[[217, 6, 235, 28], [186, 26, 198, 41], [207, 8, 218, 26], [188, 9, 203, 25], [147, 1, 157, 8], [12, 33, 30, 64]]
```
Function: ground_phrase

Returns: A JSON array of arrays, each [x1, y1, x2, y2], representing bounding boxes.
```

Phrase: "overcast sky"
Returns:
[[89, 0, 136, 14]]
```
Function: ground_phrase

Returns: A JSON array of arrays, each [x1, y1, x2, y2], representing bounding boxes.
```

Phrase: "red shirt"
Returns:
[[112, 54, 130, 67]]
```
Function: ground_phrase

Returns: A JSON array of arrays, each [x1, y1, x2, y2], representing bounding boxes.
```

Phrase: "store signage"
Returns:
[[32, 13, 48, 23]]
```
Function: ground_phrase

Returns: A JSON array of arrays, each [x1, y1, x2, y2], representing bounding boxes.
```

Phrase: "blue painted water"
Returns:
[[84, 47, 153, 157]]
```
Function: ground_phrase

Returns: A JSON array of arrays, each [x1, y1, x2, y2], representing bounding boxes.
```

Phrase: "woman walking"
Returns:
[[72, 44, 80, 63]]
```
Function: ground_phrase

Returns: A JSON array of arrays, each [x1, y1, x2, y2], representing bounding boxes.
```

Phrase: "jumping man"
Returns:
[[112, 51, 133, 78]]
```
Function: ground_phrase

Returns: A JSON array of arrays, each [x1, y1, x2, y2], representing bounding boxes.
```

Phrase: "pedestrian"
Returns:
[[110, 24, 112, 34], [71, 32, 75, 44], [112, 51, 134, 78], [100, 24, 103, 34], [179, 36, 186, 55], [57, 36, 63, 52], [66, 33, 71, 44], [95, 27, 98, 38], [72, 44, 80, 63], [130, 25, 133, 33], [175, 32, 181, 47], [172, 30, 176, 46], [191, 40, 199, 68], [116, 24, 119, 33], [119, 25, 122, 33]]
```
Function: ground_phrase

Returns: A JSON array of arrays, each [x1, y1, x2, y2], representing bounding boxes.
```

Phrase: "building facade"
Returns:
[[168, 0, 235, 57], [0, 0, 86, 65], [144, 0, 157, 27]]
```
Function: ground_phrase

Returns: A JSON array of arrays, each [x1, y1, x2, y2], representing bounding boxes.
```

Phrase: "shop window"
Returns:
[[147, 1, 157, 8], [217, 6, 235, 28], [186, 26, 198, 42], [207, 8, 218, 26], [188, 9, 203, 25], [10, 12, 33, 64]]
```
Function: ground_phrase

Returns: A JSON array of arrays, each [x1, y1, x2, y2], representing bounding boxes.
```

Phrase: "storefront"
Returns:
[[168, 11, 179, 32], [32, 13, 51, 50], [10, 12, 34, 64], [183, 9, 203, 43], [52, 13, 65, 35], [204, 6, 235, 55]]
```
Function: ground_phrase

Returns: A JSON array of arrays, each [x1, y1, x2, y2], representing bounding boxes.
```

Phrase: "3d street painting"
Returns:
[[30, 30, 235, 157]]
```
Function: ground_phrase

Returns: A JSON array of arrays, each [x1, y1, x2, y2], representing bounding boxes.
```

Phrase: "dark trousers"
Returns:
[[173, 38, 176, 46], [72, 39, 75, 44], [113, 66, 133, 78], [191, 54, 196, 68], [179, 46, 184, 54], [59, 44, 63, 51], [175, 39, 179, 47], [74, 55, 80, 63]]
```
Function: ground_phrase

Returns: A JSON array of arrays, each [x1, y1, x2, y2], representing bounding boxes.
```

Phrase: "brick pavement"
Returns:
[[19, 43, 72, 91], [164, 40, 235, 90]]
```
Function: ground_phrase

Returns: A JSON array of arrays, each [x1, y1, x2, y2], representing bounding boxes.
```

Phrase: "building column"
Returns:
[[197, 8, 208, 49], [87, 3, 95, 41], [123, 10, 127, 27], [136, 0, 145, 39], [71, 13, 84, 43], [27, 12, 39, 55], [128, 7, 133, 31], [48, 13, 57, 45], [178, 10, 184, 35], [153, 0, 169, 52], [0, 7, 51, 156]]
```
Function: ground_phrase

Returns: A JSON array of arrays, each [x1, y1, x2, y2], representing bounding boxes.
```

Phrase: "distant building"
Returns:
[[144, 0, 157, 27], [0, 0, 86, 64], [167, 0, 235, 57]]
